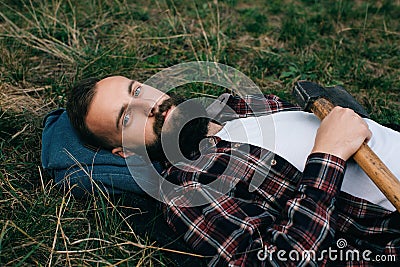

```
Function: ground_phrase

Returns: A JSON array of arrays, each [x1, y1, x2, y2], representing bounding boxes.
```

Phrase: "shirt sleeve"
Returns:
[[208, 93, 300, 123], [227, 94, 301, 116], [162, 152, 346, 266]]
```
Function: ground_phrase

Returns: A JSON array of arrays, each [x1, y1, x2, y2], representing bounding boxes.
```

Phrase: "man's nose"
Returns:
[[129, 98, 157, 115]]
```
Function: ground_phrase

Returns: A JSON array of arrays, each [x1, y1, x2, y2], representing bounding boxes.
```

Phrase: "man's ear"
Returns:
[[111, 146, 135, 158]]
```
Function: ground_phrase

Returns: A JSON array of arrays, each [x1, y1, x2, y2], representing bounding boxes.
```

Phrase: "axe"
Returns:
[[293, 81, 400, 212]]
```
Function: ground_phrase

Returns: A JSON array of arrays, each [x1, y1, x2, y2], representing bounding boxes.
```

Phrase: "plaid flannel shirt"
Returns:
[[161, 94, 400, 266]]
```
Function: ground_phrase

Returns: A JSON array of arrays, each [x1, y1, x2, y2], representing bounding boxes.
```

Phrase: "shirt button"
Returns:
[[271, 159, 277, 166]]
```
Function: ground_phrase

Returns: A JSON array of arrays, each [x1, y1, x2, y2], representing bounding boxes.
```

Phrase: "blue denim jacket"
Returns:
[[41, 108, 162, 197]]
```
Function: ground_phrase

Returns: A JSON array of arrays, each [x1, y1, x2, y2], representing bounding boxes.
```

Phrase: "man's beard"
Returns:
[[145, 94, 210, 162]]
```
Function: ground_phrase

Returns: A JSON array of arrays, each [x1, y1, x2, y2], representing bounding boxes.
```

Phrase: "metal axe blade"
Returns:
[[293, 81, 369, 118]]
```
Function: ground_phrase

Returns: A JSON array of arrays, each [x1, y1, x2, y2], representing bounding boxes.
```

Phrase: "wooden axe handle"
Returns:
[[312, 98, 400, 212]]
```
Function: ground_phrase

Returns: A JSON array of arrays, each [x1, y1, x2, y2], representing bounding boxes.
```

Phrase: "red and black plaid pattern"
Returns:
[[161, 94, 400, 266]]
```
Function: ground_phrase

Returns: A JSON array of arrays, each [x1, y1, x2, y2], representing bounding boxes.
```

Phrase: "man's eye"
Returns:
[[134, 86, 141, 97], [123, 113, 130, 126]]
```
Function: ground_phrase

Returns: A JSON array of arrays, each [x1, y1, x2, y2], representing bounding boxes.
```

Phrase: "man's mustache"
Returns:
[[153, 94, 186, 135]]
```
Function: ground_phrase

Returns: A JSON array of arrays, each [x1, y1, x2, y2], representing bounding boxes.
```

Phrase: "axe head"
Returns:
[[293, 81, 370, 118]]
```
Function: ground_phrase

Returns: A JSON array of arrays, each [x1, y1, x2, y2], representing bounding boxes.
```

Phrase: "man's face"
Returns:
[[85, 76, 171, 157], [86, 75, 209, 160]]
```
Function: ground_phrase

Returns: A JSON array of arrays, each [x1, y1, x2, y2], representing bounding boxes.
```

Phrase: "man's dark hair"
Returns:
[[66, 77, 113, 150]]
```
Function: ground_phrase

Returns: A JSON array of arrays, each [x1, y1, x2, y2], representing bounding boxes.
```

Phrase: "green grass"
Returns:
[[0, 0, 399, 265]]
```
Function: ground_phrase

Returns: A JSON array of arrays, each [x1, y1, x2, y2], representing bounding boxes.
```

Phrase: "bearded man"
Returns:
[[65, 75, 400, 266]]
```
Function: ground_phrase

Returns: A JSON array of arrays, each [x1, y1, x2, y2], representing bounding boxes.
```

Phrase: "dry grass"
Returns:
[[0, 83, 55, 115]]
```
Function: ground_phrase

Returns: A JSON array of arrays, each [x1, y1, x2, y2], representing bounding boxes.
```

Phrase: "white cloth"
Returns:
[[215, 111, 400, 211]]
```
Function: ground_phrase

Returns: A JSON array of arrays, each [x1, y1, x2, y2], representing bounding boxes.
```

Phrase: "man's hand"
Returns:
[[311, 106, 372, 161]]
